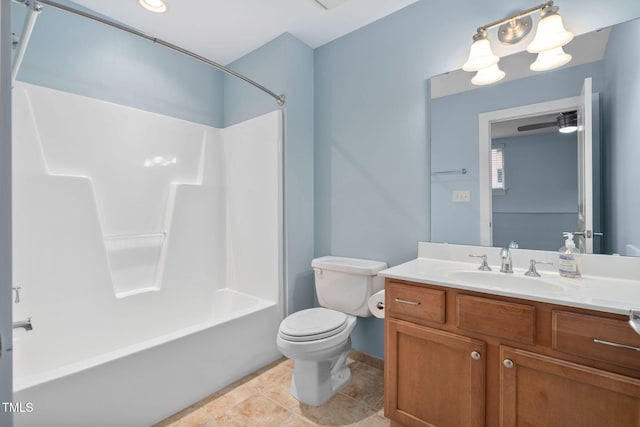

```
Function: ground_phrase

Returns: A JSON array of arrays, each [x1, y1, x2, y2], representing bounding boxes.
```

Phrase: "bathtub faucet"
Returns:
[[13, 317, 32, 331]]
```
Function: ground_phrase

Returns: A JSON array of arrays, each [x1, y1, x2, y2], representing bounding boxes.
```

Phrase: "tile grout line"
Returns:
[[159, 354, 387, 426]]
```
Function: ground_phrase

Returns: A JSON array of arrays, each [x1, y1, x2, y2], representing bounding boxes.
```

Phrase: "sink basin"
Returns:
[[447, 270, 569, 294]]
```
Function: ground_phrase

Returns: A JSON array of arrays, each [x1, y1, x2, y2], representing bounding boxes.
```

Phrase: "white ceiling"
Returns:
[[69, 0, 418, 65]]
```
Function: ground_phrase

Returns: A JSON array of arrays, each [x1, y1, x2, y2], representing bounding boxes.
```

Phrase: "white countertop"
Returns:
[[379, 243, 640, 316]]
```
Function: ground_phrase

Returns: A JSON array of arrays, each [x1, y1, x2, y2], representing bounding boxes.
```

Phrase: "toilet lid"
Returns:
[[279, 307, 348, 342]]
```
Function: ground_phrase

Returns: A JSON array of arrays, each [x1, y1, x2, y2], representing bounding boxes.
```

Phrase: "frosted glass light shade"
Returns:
[[463, 38, 499, 71], [471, 64, 506, 86], [530, 47, 572, 71], [527, 13, 573, 53]]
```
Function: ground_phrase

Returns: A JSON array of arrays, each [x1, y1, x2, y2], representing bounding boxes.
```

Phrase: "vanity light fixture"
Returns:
[[463, 1, 573, 85], [139, 0, 167, 13]]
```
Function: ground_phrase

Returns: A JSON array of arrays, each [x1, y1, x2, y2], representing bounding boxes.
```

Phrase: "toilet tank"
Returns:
[[311, 256, 387, 317]]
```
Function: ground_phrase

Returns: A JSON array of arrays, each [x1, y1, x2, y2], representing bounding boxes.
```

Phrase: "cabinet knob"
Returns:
[[503, 359, 514, 368], [471, 351, 481, 360]]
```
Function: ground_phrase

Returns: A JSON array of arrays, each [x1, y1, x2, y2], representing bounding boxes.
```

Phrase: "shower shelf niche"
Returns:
[[104, 231, 166, 298]]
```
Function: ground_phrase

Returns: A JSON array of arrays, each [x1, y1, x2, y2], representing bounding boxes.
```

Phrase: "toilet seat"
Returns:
[[279, 307, 348, 342]]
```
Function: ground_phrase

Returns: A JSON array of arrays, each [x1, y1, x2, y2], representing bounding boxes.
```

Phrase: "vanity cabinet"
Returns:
[[384, 279, 640, 427], [385, 319, 485, 427], [500, 346, 640, 426]]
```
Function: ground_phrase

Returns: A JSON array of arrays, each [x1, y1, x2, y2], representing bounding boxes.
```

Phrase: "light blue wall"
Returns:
[[314, 0, 639, 359], [602, 18, 640, 256], [314, 4, 433, 359], [225, 33, 316, 315], [11, 0, 224, 126], [493, 133, 578, 214], [315, 5, 433, 267], [492, 132, 578, 251]]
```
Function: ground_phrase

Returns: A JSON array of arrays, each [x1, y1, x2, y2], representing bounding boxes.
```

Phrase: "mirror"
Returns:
[[476, 80, 597, 253], [430, 17, 640, 256]]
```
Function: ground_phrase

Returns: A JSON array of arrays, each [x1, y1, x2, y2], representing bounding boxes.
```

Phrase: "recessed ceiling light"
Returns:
[[139, 0, 167, 13]]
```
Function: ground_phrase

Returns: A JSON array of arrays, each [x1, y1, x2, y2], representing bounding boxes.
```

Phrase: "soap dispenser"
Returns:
[[559, 232, 582, 278]]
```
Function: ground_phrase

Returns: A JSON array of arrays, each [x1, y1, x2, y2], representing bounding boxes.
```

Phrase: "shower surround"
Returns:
[[11, 82, 283, 426]]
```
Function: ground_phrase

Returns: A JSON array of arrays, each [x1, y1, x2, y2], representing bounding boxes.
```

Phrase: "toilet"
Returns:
[[276, 256, 387, 406]]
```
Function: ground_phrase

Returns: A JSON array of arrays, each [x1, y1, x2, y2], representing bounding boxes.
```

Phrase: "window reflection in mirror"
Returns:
[[491, 145, 505, 194]]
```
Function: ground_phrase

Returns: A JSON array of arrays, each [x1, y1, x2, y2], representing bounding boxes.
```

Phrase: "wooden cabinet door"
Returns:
[[385, 319, 486, 427], [500, 346, 640, 427]]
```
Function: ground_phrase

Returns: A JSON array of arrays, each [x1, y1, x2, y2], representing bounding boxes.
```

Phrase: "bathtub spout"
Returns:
[[13, 317, 32, 331]]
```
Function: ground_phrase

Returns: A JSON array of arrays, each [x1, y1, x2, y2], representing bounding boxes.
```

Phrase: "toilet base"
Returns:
[[289, 339, 352, 406]]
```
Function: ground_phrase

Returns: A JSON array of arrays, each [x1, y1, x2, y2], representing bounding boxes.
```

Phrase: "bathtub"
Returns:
[[11, 84, 285, 427], [13, 289, 282, 427]]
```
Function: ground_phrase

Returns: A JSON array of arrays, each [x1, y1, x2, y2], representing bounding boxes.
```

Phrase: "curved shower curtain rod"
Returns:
[[13, 0, 286, 106]]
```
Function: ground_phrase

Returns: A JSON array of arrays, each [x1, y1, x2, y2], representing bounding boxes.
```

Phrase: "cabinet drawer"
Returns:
[[553, 310, 640, 370], [386, 281, 445, 325], [457, 295, 536, 345]]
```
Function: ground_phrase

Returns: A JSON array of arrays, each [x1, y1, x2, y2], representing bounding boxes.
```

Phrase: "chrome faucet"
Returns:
[[13, 318, 32, 331], [469, 254, 492, 271], [500, 247, 513, 273], [525, 259, 553, 277]]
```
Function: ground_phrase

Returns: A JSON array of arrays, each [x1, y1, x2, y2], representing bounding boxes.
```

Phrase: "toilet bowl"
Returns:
[[277, 307, 357, 405], [276, 256, 387, 406]]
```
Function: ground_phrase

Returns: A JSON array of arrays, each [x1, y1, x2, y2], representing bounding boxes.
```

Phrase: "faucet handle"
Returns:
[[469, 254, 492, 271], [525, 259, 553, 277]]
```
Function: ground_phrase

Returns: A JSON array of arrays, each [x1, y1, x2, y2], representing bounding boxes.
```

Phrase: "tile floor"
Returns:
[[155, 354, 389, 427]]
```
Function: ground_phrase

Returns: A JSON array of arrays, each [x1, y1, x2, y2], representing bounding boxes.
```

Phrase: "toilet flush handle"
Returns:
[[312, 267, 322, 275]]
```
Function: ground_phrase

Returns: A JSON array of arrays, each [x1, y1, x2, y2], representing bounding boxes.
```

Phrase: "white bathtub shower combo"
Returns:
[[11, 82, 283, 426]]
